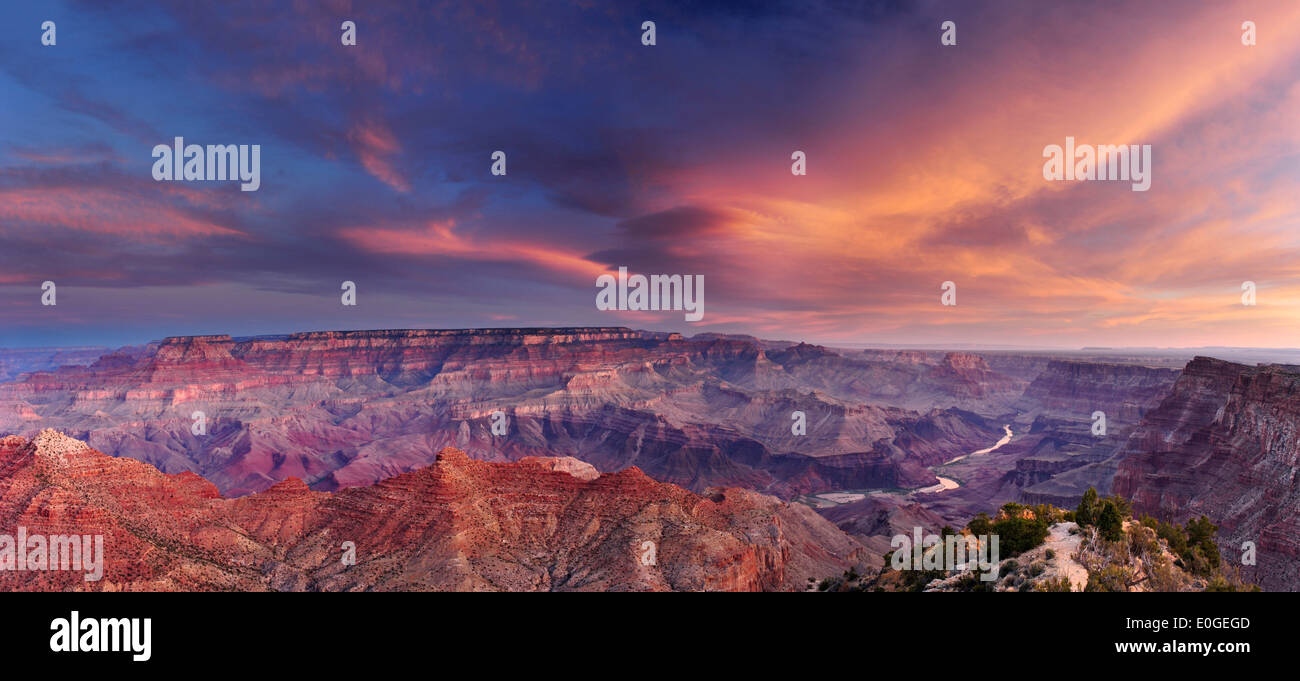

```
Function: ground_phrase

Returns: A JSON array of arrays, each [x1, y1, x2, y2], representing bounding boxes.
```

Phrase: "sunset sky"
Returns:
[[2, 0, 1299, 349]]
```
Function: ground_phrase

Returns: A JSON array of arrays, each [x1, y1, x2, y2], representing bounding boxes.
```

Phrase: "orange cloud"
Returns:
[[337, 219, 609, 281]]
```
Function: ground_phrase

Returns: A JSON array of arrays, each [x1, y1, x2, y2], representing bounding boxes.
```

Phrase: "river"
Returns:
[[912, 424, 1014, 495], [802, 424, 1015, 506]]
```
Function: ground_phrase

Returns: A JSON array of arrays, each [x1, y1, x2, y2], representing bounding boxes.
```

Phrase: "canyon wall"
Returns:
[[1010, 361, 1181, 507], [0, 328, 1009, 499], [1111, 358, 1300, 591]]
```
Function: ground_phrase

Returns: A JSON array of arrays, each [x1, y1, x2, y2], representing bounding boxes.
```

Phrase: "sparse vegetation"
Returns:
[[816, 488, 1257, 593], [1034, 576, 1072, 592], [1072, 487, 1255, 591]]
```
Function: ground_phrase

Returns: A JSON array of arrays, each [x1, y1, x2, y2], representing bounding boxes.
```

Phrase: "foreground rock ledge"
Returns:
[[0, 430, 866, 592]]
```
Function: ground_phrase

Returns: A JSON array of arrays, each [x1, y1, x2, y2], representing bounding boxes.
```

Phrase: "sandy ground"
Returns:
[[923, 521, 1090, 591], [816, 492, 867, 504], [911, 476, 960, 495], [1040, 522, 1089, 591]]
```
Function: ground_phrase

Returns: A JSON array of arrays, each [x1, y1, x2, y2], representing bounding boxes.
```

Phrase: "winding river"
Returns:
[[803, 424, 1016, 506], [944, 424, 1013, 465], [911, 424, 1014, 495]]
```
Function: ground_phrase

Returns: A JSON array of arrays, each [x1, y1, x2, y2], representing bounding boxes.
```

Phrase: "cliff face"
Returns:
[[1013, 360, 1180, 424], [0, 328, 1005, 499], [0, 430, 865, 591], [928, 352, 1024, 398], [1008, 361, 1181, 508], [1111, 358, 1300, 591], [759, 345, 1027, 412]]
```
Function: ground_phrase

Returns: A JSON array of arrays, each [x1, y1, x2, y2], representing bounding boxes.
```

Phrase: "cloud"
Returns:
[[4, 0, 1300, 348], [348, 120, 410, 192]]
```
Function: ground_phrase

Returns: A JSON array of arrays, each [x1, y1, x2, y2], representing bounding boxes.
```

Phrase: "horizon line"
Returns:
[[2, 325, 1298, 355]]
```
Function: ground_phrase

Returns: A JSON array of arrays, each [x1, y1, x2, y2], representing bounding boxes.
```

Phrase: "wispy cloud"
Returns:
[[1, 0, 1298, 348]]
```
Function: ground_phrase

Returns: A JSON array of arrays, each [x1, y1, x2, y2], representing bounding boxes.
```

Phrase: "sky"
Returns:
[[1, 0, 1299, 349]]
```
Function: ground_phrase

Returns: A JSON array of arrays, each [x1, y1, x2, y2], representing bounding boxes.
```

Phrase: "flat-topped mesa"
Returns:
[[941, 351, 990, 370], [219, 327, 676, 381], [162, 335, 235, 342], [860, 349, 939, 365], [927, 352, 1024, 398], [153, 335, 241, 366], [281, 327, 646, 343]]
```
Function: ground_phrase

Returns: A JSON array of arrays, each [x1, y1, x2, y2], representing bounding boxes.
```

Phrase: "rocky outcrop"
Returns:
[[0, 430, 866, 591], [1111, 357, 1300, 591]]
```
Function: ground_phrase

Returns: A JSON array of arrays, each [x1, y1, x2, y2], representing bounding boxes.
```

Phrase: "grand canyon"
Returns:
[[1, 327, 1295, 591], [3, 3, 1295, 673]]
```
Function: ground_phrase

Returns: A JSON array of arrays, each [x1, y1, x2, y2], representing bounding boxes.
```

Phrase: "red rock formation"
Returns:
[[1112, 358, 1300, 591], [0, 430, 865, 591], [0, 328, 1006, 499]]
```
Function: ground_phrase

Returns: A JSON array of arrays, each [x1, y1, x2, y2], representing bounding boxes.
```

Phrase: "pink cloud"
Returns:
[[0, 187, 246, 241], [348, 120, 410, 193]]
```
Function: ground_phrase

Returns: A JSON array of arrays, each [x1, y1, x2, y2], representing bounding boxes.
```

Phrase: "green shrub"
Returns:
[[967, 512, 992, 537], [993, 514, 1051, 555], [1075, 487, 1099, 527], [1157, 521, 1188, 555], [1097, 500, 1123, 541]]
